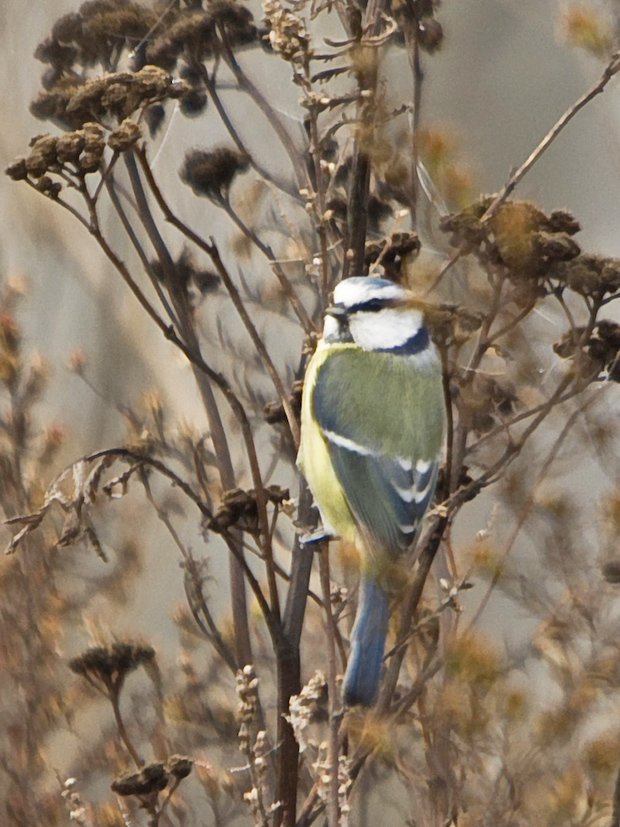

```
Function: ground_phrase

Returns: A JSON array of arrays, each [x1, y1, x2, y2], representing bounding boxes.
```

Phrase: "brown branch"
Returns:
[[219, 32, 310, 193], [110, 691, 143, 768], [481, 54, 620, 223], [200, 61, 299, 199], [135, 148, 309, 449], [466, 388, 604, 630], [318, 545, 341, 827], [427, 54, 620, 295], [219, 197, 314, 333], [209, 229, 301, 448], [377, 515, 448, 712], [105, 176, 180, 328]]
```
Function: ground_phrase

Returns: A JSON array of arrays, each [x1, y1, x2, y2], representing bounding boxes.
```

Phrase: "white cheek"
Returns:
[[323, 316, 340, 340], [350, 309, 422, 350]]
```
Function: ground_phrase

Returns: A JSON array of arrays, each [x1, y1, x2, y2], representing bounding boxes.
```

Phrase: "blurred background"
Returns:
[[3, 0, 619, 634], [2, 1, 620, 820]]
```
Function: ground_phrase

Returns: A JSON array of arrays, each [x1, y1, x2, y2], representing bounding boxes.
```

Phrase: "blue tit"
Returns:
[[297, 277, 445, 706]]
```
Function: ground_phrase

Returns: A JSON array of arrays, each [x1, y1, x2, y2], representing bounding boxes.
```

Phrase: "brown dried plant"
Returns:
[[6, 0, 620, 825]]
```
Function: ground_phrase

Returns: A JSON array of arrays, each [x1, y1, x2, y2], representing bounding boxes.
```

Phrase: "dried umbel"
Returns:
[[107, 118, 142, 152], [554, 320, 620, 382], [365, 231, 421, 279], [68, 642, 155, 695], [31, 66, 180, 129], [111, 762, 169, 797], [167, 755, 193, 781], [180, 147, 250, 202], [207, 485, 290, 533], [6, 123, 106, 181], [111, 755, 192, 798], [550, 254, 620, 299], [144, 2, 257, 70]]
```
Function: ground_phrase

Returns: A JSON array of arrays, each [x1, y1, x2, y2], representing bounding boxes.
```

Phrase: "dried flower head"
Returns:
[[167, 755, 193, 780], [551, 254, 620, 298], [111, 762, 169, 797], [207, 485, 290, 533], [287, 671, 328, 752], [68, 642, 155, 695], [107, 119, 142, 152], [561, 4, 613, 58], [262, 0, 310, 61], [602, 561, 620, 585], [5, 158, 29, 181], [180, 147, 250, 202], [236, 664, 259, 725]]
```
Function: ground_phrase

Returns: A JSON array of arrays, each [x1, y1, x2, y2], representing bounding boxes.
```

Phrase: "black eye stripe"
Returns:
[[348, 297, 396, 313]]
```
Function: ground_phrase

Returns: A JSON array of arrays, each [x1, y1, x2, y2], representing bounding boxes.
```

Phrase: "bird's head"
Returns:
[[323, 277, 429, 354]]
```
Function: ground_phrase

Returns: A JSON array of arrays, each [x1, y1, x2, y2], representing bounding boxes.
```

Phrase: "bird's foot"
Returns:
[[299, 527, 334, 546]]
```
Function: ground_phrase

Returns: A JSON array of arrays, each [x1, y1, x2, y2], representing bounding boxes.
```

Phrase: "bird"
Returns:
[[297, 276, 445, 706]]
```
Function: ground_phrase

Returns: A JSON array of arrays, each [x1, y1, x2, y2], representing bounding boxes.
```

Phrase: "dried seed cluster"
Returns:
[[32, 65, 183, 129], [180, 147, 250, 202], [68, 642, 155, 693], [111, 755, 192, 798], [207, 485, 290, 533]]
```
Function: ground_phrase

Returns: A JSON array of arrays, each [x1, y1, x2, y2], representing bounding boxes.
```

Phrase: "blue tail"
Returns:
[[343, 575, 390, 706]]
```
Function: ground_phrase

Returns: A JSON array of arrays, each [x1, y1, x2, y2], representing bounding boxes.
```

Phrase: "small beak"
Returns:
[[325, 304, 348, 319]]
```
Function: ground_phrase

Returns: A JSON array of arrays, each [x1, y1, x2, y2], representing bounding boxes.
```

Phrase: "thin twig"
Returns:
[[220, 198, 314, 333], [481, 54, 620, 223], [466, 389, 604, 630], [110, 692, 143, 768], [318, 545, 341, 827]]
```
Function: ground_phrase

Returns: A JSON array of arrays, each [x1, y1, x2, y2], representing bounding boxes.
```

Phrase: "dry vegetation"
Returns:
[[4, 0, 620, 825]]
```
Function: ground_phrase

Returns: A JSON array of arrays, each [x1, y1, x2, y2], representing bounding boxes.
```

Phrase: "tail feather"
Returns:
[[343, 575, 389, 706]]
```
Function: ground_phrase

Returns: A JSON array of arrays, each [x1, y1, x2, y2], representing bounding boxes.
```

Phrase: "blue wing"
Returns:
[[326, 445, 438, 554], [312, 349, 441, 562]]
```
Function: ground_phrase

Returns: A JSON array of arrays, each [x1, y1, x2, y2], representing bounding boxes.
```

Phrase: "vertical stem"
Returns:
[[344, 148, 371, 279], [319, 547, 340, 826], [409, 26, 423, 229], [611, 763, 620, 827], [378, 516, 448, 711], [122, 153, 254, 668], [275, 644, 301, 827], [110, 692, 143, 768]]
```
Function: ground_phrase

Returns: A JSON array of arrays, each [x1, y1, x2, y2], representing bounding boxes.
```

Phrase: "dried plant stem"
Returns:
[[201, 62, 298, 199], [304, 85, 334, 304], [611, 764, 620, 827], [296, 778, 324, 827], [135, 149, 307, 446], [481, 54, 620, 223], [139, 469, 239, 672], [318, 546, 341, 827], [450, 274, 507, 491], [105, 176, 180, 328], [83, 448, 211, 516], [110, 691, 143, 768], [183, 559, 239, 672], [406, 25, 423, 227], [220, 34, 310, 192], [210, 214, 301, 446], [345, 147, 371, 278], [467, 389, 603, 630], [378, 515, 448, 712], [220, 197, 314, 333]]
